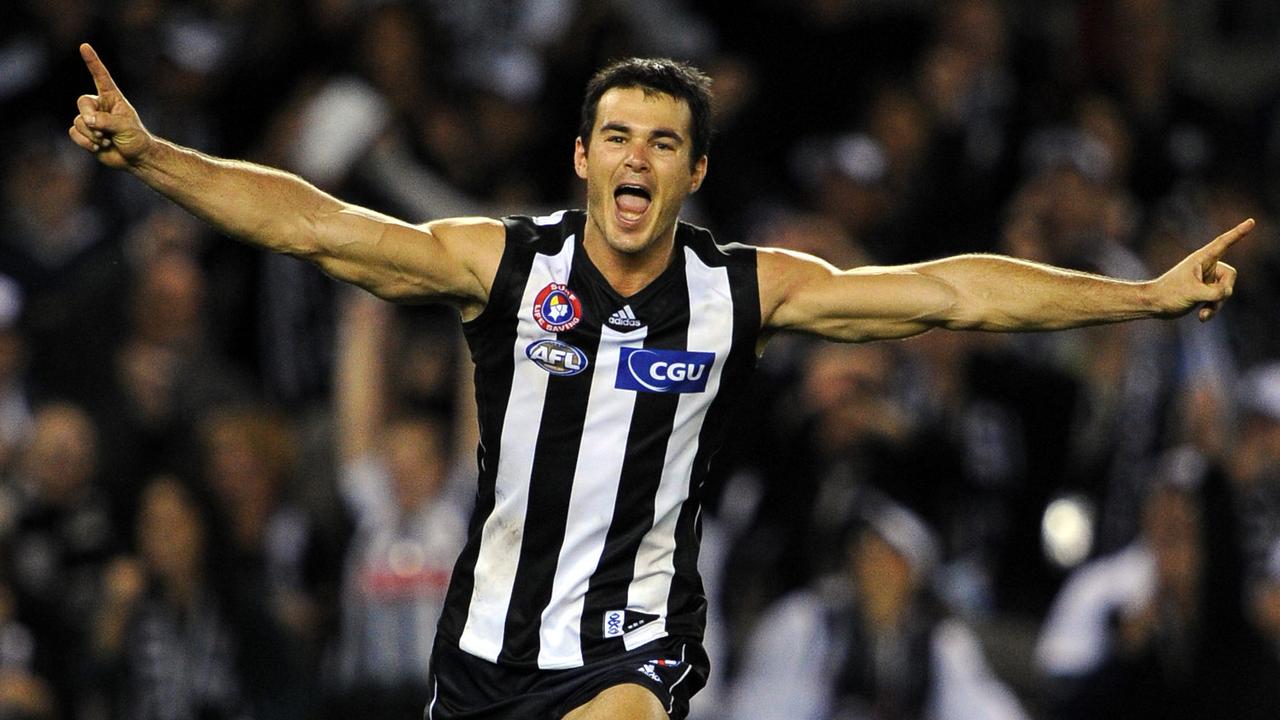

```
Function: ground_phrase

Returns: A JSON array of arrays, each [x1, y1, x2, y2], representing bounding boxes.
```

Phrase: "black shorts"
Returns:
[[425, 636, 709, 720]]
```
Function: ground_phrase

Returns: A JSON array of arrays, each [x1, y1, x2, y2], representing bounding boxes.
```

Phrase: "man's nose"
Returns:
[[624, 144, 650, 171]]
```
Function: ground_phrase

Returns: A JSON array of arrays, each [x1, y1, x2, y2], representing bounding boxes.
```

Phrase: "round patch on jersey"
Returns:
[[533, 283, 583, 332]]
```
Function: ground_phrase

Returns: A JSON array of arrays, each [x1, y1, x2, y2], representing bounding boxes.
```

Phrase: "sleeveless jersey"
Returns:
[[436, 210, 760, 670]]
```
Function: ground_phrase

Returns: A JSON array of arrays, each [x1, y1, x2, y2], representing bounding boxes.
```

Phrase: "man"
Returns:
[[68, 44, 1247, 720], [730, 495, 1028, 720]]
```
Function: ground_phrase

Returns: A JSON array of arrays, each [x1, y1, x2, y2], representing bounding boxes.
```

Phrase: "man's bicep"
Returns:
[[313, 210, 503, 310], [759, 248, 957, 343]]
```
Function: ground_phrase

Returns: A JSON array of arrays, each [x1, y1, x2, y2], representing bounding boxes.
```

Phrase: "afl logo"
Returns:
[[533, 283, 583, 332], [526, 339, 589, 376]]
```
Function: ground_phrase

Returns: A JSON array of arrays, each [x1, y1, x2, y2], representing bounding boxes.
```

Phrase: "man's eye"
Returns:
[[607, 136, 626, 143]]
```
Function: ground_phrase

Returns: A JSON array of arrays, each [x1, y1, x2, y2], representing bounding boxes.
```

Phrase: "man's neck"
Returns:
[[582, 221, 678, 297]]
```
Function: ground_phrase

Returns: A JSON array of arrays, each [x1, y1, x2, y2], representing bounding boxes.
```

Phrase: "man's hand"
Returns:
[[67, 43, 153, 169], [1153, 218, 1252, 322]]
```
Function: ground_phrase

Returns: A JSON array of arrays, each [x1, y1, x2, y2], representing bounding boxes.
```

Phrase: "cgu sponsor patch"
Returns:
[[526, 339, 589, 376], [615, 347, 715, 393]]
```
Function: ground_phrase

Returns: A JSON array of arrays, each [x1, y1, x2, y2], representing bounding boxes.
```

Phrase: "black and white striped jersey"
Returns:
[[437, 209, 760, 670]]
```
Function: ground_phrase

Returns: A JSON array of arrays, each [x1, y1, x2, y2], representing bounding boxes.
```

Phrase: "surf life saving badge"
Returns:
[[533, 283, 583, 332]]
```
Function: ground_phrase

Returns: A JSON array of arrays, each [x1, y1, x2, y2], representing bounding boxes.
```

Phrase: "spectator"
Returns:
[[1035, 446, 1260, 720], [197, 404, 343, 720], [325, 289, 466, 719], [0, 276, 32, 478], [729, 493, 1028, 720], [1, 401, 117, 719], [94, 474, 250, 720]]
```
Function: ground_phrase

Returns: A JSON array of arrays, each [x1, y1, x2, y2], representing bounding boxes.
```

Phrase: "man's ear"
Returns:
[[690, 155, 708, 193], [574, 137, 588, 180]]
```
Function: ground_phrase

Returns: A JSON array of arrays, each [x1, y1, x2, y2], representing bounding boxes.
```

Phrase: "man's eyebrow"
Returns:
[[599, 122, 685, 144]]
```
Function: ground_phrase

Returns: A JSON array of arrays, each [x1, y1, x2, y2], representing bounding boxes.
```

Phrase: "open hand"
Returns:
[[1155, 218, 1251, 322], [67, 43, 153, 169]]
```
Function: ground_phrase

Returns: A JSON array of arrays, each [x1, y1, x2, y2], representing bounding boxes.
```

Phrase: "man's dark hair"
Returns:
[[579, 57, 713, 169]]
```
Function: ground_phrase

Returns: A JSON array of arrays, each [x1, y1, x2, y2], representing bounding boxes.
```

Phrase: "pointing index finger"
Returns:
[[79, 43, 119, 95], [1202, 218, 1255, 261]]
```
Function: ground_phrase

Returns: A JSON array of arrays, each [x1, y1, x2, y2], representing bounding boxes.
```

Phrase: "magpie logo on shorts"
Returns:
[[533, 283, 582, 332], [607, 304, 644, 329], [615, 347, 715, 393], [525, 339, 588, 376]]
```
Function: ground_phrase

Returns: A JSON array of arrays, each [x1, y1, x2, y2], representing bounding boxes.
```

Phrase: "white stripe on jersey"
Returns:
[[458, 236, 577, 662], [537, 322, 649, 668], [624, 247, 733, 650]]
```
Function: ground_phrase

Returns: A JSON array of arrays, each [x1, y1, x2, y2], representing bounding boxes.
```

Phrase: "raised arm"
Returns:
[[67, 43, 501, 315], [760, 219, 1251, 344]]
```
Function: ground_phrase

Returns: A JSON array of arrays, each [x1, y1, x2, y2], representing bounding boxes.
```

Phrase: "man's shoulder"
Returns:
[[501, 209, 584, 247], [676, 218, 758, 268]]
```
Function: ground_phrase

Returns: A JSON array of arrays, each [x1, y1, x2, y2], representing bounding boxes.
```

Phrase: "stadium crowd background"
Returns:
[[4, 0, 1280, 718]]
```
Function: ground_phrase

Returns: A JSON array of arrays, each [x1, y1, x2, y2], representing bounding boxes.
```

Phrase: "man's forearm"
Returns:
[[129, 138, 337, 257], [915, 254, 1160, 332]]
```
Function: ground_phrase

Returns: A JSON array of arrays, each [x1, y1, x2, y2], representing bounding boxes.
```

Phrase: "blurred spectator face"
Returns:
[[919, 43, 977, 126], [115, 340, 178, 426], [868, 87, 931, 187], [358, 3, 429, 112], [383, 418, 447, 512], [0, 275, 24, 382], [1114, 0, 1175, 81], [394, 325, 461, 412], [1044, 168, 1105, 257], [807, 134, 892, 241], [756, 213, 865, 268], [1233, 365, 1280, 490], [1143, 486, 1202, 595], [4, 141, 100, 270], [803, 344, 907, 455], [138, 476, 205, 584], [852, 531, 916, 625], [1252, 543, 1280, 644], [130, 250, 206, 348], [939, 0, 1007, 69], [1078, 95, 1134, 186], [706, 55, 756, 127], [1235, 413, 1280, 491], [23, 403, 97, 506], [803, 343, 891, 417], [201, 409, 295, 543]]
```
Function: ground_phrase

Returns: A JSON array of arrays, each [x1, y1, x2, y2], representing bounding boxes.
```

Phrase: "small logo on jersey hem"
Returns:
[[526, 339, 588, 376], [533, 283, 583, 332], [603, 609, 659, 639], [607, 305, 644, 329]]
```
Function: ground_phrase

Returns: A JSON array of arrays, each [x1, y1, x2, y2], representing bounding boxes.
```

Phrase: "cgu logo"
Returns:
[[615, 347, 716, 393], [526, 340, 589, 376]]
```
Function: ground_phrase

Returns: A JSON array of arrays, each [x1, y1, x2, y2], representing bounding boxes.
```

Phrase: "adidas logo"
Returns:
[[607, 305, 643, 329]]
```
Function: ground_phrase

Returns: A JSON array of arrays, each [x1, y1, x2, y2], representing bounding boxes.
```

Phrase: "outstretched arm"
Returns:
[[67, 43, 501, 314], [760, 219, 1251, 344]]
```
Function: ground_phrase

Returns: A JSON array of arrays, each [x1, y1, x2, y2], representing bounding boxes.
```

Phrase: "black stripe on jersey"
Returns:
[[578, 282, 691, 663], [666, 236, 760, 641], [498, 263, 603, 665], [439, 218, 548, 643]]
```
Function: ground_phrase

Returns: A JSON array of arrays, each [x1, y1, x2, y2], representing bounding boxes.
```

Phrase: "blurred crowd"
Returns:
[[4, 0, 1280, 718]]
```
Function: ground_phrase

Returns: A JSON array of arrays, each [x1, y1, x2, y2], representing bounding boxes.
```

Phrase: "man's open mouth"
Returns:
[[614, 184, 652, 222]]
